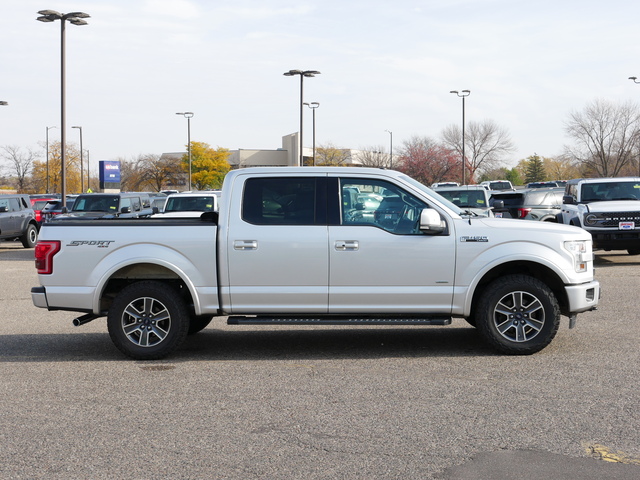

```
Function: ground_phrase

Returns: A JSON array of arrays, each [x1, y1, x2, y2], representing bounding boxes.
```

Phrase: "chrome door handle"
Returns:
[[335, 240, 359, 251], [234, 240, 258, 250]]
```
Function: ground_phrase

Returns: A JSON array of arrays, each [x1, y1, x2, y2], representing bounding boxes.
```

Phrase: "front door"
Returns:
[[328, 177, 456, 314]]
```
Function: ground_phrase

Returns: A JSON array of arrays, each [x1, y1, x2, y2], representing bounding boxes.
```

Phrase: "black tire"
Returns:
[[20, 224, 38, 248], [107, 281, 189, 360], [188, 315, 213, 335], [476, 275, 560, 355], [628, 249, 640, 256]]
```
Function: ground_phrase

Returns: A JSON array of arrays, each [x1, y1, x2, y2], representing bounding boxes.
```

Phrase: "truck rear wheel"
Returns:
[[107, 281, 189, 360], [476, 275, 560, 355]]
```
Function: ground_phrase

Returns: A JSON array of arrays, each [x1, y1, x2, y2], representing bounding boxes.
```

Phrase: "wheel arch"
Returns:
[[96, 261, 197, 317], [469, 261, 569, 318]]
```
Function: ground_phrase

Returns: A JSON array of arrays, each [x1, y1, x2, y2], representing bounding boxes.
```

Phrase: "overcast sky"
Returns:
[[1, 0, 639, 172]]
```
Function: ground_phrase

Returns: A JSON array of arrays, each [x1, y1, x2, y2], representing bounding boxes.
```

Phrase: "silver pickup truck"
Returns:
[[32, 167, 600, 359]]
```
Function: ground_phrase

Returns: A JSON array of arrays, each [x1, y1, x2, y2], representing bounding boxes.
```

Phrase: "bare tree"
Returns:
[[357, 145, 391, 168], [141, 153, 182, 191], [0, 145, 40, 192], [315, 143, 351, 166], [441, 120, 515, 180], [118, 156, 148, 192], [564, 99, 640, 177]]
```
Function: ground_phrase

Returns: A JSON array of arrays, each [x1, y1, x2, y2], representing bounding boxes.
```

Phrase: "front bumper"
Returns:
[[565, 280, 600, 313]]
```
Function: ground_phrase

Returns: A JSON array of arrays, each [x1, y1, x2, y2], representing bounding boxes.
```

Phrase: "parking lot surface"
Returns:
[[1, 241, 639, 479]]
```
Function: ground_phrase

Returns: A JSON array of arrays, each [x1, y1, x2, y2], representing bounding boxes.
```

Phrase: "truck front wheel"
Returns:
[[476, 275, 560, 355], [107, 281, 190, 360]]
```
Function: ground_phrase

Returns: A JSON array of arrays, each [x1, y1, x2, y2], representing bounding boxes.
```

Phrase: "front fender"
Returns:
[[454, 240, 585, 316]]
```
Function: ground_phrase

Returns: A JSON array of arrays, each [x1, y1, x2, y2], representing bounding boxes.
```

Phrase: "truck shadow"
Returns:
[[0, 325, 494, 362], [594, 252, 640, 267]]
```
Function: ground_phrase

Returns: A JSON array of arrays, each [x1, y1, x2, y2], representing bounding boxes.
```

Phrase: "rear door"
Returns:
[[225, 175, 329, 313]]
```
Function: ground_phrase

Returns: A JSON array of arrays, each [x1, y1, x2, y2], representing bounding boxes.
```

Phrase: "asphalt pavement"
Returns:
[[1, 240, 639, 479]]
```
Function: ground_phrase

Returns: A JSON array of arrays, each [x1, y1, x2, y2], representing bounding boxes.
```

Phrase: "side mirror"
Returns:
[[493, 200, 504, 209], [562, 195, 575, 205], [0, 206, 7, 213], [120, 206, 131, 214], [61, 206, 68, 214], [419, 208, 445, 235], [355, 202, 365, 211]]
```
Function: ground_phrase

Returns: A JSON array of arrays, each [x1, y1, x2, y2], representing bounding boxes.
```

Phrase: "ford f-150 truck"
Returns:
[[559, 177, 640, 255], [31, 167, 600, 360]]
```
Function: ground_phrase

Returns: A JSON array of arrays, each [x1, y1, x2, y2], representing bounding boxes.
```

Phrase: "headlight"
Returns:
[[584, 213, 599, 226], [564, 240, 591, 273]]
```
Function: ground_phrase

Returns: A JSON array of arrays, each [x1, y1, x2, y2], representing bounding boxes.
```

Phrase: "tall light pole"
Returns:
[[385, 130, 393, 169], [176, 112, 194, 190], [283, 70, 321, 166], [72, 125, 83, 192], [303, 102, 319, 165], [45, 126, 56, 194], [450, 89, 470, 184], [630, 78, 640, 174], [37, 10, 89, 205]]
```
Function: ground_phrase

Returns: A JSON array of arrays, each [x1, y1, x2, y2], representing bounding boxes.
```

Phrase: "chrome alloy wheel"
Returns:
[[120, 296, 172, 347], [492, 290, 545, 342]]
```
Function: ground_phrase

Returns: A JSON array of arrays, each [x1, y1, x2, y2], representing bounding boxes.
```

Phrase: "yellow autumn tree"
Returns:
[[30, 141, 84, 194], [181, 141, 231, 190]]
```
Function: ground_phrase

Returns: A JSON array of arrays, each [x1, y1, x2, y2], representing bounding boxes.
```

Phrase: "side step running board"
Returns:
[[227, 316, 452, 326]]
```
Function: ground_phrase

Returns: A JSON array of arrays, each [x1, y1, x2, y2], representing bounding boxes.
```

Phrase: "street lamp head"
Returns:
[[72, 125, 81, 129], [37, 10, 89, 24], [284, 69, 321, 77], [450, 90, 459, 94], [38, 9, 62, 16], [462, 89, 470, 93], [66, 12, 90, 19], [176, 112, 194, 118], [0, 101, 8, 106], [630, 77, 639, 83]]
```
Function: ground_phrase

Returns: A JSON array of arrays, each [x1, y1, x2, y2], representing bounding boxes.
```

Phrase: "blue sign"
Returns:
[[99, 161, 121, 183]]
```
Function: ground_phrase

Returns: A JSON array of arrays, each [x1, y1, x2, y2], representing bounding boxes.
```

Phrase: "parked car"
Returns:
[[527, 181, 559, 188], [433, 185, 493, 217], [41, 195, 79, 223], [53, 193, 155, 220], [0, 194, 38, 247], [149, 193, 168, 212], [156, 192, 219, 218], [430, 182, 459, 188], [29, 196, 59, 228], [480, 180, 515, 191], [559, 177, 640, 254], [491, 188, 564, 222]]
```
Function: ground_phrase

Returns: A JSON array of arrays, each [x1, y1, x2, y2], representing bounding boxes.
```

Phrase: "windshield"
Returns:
[[165, 196, 217, 212], [436, 189, 488, 208], [580, 181, 640, 202], [397, 174, 463, 214], [72, 196, 119, 212]]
